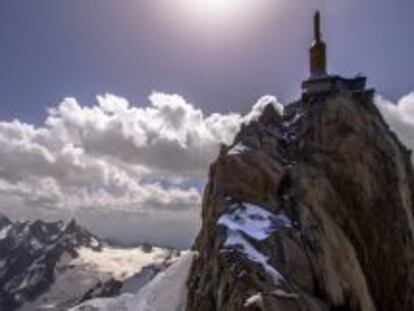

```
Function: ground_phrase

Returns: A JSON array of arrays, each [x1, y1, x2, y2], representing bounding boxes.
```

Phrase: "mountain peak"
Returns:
[[0, 213, 11, 228], [186, 90, 414, 311], [0, 217, 101, 310]]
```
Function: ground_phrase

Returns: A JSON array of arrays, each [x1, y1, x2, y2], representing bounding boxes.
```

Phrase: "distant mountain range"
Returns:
[[0, 214, 180, 311]]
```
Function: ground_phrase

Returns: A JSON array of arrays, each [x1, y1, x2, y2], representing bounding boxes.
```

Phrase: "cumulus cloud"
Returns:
[[0, 93, 283, 227], [0, 92, 270, 247], [375, 93, 414, 161], [44, 93, 242, 178], [9, 90, 414, 248]]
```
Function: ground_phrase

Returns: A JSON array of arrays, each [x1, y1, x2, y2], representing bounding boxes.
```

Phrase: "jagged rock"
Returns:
[[0, 215, 179, 311], [79, 279, 123, 303], [0, 215, 11, 229], [186, 90, 414, 311], [0, 217, 101, 311]]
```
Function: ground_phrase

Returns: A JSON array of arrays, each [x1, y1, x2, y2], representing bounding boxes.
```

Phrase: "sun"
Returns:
[[176, 0, 255, 27], [157, 0, 275, 40], [183, 0, 243, 18]]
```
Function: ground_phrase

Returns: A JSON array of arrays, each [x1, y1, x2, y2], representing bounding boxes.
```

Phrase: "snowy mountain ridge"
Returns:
[[70, 252, 195, 311], [0, 214, 180, 311]]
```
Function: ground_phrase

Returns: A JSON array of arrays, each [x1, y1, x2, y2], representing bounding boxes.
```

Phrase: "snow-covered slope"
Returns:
[[70, 252, 195, 311], [21, 245, 179, 311], [0, 214, 180, 311]]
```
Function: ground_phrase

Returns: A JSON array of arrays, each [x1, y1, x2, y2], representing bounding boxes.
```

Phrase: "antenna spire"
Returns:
[[309, 11, 327, 77], [314, 11, 321, 42]]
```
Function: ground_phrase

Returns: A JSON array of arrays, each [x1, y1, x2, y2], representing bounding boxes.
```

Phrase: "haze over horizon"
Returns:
[[0, 0, 414, 248]]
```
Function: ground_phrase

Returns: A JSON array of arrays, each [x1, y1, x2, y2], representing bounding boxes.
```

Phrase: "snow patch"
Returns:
[[30, 237, 44, 251], [72, 246, 170, 280], [70, 252, 196, 311], [283, 112, 303, 128], [127, 251, 194, 311], [228, 142, 251, 155], [218, 202, 292, 241], [273, 289, 300, 299], [244, 293, 263, 307], [224, 232, 284, 284], [219, 202, 291, 285], [21, 245, 175, 311], [90, 237, 100, 248], [0, 225, 11, 240]]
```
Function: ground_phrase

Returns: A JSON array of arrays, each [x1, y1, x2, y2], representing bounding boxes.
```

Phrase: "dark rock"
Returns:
[[186, 90, 414, 311]]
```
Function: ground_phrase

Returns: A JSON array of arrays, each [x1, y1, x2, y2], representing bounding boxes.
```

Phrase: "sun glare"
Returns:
[[184, 0, 243, 18], [157, 0, 277, 43], [176, 0, 256, 27]]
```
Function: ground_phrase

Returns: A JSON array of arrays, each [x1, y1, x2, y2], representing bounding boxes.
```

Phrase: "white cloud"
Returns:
[[0, 92, 259, 247], [0, 92, 285, 236], [375, 93, 414, 161], [8, 90, 414, 248], [243, 95, 283, 123], [43, 93, 242, 178]]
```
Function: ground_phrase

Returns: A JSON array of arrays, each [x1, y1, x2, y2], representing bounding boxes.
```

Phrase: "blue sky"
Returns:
[[0, 0, 413, 124], [0, 0, 413, 247]]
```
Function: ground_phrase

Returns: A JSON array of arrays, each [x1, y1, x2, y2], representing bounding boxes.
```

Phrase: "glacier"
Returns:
[[70, 252, 195, 311]]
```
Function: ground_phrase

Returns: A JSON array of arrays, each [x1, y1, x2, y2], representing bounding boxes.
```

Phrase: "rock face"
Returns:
[[186, 90, 414, 311]]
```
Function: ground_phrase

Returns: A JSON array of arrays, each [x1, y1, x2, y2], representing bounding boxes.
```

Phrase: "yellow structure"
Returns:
[[302, 11, 368, 96], [310, 11, 327, 77]]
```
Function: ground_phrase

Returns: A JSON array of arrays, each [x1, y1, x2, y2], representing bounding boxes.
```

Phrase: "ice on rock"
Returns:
[[228, 142, 251, 155], [0, 225, 11, 240], [244, 293, 263, 307], [282, 112, 303, 128], [30, 238, 44, 251], [218, 202, 292, 241], [273, 289, 300, 299], [218, 202, 291, 284], [224, 232, 284, 284]]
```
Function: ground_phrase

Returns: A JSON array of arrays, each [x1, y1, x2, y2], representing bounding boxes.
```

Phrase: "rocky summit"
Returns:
[[185, 90, 414, 311]]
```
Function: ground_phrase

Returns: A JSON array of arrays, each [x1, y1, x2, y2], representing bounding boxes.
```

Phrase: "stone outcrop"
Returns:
[[185, 90, 414, 311]]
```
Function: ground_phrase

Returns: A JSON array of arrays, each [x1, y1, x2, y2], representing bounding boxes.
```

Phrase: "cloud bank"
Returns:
[[375, 93, 414, 162], [0, 93, 281, 247], [0, 91, 413, 247]]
